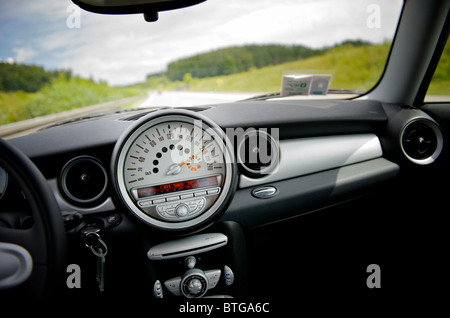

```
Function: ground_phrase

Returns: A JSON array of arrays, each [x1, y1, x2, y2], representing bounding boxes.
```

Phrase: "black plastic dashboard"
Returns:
[[6, 98, 445, 231], [10, 99, 387, 158], [3, 97, 449, 299]]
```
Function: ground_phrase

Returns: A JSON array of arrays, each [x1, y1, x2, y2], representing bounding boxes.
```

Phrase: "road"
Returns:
[[139, 91, 258, 108]]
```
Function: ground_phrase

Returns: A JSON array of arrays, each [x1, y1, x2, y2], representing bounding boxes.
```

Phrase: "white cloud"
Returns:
[[0, 0, 71, 22], [13, 47, 37, 63]]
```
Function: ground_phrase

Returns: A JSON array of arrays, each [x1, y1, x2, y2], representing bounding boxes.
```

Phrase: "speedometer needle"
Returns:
[[166, 144, 211, 175], [180, 144, 211, 167], [166, 163, 181, 176]]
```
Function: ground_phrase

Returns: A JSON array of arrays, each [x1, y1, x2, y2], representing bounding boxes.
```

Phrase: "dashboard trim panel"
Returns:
[[239, 133, 382, 188], [224, 158, 399, 228]]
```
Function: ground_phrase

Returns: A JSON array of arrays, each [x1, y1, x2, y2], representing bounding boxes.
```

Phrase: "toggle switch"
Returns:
[[185, 256, 196, 269], [224, 265, 234, 286]]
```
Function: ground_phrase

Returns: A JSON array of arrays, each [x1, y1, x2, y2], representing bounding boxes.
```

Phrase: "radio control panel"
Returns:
[[135, 187, 221, 221]]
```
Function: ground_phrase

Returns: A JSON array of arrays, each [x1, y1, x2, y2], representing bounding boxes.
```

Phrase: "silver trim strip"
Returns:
[[147, 233, 228, 260], [239, 134, 382, 188], [0, 242, 33, 290]]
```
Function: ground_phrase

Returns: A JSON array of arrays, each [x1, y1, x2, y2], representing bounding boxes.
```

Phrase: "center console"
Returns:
[[147, 221, 248, 298]]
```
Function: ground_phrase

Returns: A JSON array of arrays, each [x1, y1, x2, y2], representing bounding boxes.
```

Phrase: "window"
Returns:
[[0, 0, 403, 126], [425, 36, 450, 102]]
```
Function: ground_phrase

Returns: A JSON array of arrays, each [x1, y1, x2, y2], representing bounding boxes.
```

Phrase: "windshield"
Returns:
[[0, 0, 403, 129]]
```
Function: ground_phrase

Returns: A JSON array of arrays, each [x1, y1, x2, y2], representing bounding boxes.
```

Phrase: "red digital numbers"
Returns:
[[137, 187, 156, 198], [137, 176, 218, 198]]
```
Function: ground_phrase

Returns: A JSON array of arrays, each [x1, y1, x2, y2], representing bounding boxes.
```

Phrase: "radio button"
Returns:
[[207, 188, 220, 195], [157, 205, 167, 212], [166, 195, 180, 202], [175, 204, 189, 217], [194, 190, 207, 197], [205, 269, 221, 289], [180, 193, 193, 200], [153, 198, 166, 204], [166, 207, 176, 215], [139, 200, 153, 207], [158, 211, 168, 218]]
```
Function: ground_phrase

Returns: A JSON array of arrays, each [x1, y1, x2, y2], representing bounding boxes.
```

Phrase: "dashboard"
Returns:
[[1, 0, 448, 300], [1, 97, 448, 299], [3, 98, 445, 232]]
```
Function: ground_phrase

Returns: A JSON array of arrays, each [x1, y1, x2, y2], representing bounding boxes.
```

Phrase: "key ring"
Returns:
[[90, 239, 108, 257], [84, 231, 108, 257], [84, 231, 100, 248]]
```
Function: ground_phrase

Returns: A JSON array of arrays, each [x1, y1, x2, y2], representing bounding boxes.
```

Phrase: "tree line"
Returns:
[[150, 41, 373, 82], [162, 44, 324, 81], [0, 62, 72, 93]]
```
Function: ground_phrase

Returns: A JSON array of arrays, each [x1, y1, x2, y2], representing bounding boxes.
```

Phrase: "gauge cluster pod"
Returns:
[[111, 109, 238, 231]]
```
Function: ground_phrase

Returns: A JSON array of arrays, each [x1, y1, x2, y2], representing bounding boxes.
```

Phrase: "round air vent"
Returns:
[[237, 129, 279, 177], [60, 156, 108, 204], [400, 119, 443, 165]]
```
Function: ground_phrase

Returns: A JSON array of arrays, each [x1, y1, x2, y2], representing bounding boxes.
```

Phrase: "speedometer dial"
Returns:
[[113, 110, 236, 230]]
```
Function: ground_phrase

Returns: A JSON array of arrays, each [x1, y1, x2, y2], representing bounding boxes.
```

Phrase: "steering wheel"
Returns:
[[0, 138, 66, 297]]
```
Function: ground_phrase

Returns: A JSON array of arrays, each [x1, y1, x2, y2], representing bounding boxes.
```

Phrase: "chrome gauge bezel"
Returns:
[[112, 110, 237, 231], [400, 118, 444, 165]]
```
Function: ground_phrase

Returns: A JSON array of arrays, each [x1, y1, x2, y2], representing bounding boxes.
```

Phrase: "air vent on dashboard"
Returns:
[[60, 156, 108, 204], [119, 107, 211, 121], [400, 119, 443, 165], [120, 111, 154, 121], [237, 129, 279, 177]]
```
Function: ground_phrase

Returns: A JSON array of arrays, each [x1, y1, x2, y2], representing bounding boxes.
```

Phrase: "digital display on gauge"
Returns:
[[137, 176, 219, 198]]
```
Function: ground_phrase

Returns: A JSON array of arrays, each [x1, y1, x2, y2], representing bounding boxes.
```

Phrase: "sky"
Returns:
[[0, 0, 403, 86]]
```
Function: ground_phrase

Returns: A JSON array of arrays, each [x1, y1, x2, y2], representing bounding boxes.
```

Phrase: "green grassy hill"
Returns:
[[0, 74, 140, 125], [177, 42, 392, 93], [137, 42, 392, 94], [143, 40, 449, 95]]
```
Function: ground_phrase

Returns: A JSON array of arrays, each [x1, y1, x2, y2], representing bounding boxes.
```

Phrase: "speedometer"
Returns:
[[112, 110, 237, 230]]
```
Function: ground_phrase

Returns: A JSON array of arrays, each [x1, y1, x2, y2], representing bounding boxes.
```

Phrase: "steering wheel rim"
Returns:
[[0, 138, 66, 297]]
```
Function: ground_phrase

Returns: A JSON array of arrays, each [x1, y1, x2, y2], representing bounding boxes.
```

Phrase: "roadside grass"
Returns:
[[0, 90, 32, 124], [0, 75, 141, 125], [427, 36, 450, 96]]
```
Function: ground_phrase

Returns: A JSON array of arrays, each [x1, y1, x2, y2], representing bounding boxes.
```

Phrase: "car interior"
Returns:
[[0, 0, 449, 308]]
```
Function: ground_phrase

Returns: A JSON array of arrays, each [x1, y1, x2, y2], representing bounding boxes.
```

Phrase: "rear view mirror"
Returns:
[[72, 0, 206, 22]]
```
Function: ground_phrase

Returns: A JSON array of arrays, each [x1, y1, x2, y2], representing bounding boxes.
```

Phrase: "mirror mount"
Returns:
[[72, 0, 206, 22], [143, 11, 159, 22]]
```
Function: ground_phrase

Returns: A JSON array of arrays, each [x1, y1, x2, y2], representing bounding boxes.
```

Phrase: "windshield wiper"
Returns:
[[243, 89, 364, 101]]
